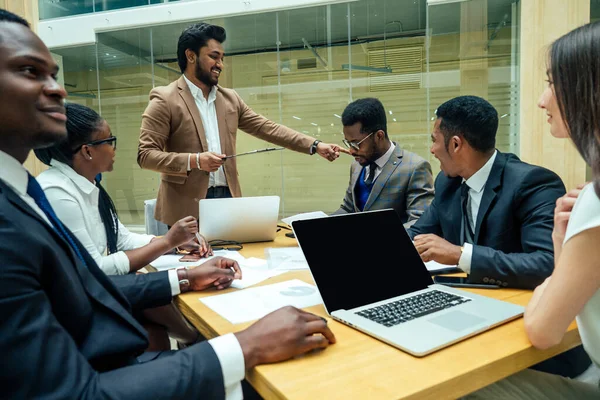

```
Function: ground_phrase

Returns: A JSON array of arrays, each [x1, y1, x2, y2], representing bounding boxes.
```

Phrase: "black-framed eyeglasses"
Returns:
[[73, 136, 117, 154], [342, 131, 374, 151]]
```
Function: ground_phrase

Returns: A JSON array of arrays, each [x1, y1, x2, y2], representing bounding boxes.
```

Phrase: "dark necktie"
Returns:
[[365, 162, 377, 186], [26, 174, 87, 266], [461, 182, 474, 244]]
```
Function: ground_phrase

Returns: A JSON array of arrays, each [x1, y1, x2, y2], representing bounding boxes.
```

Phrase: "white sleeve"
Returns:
[[45, 187, 131, 275], [168, 269, 181, 296], [116, 219, 154, 251], [458, 243, 473, 274], [565, 184, 600, 243], [208, 333, 245, 400]]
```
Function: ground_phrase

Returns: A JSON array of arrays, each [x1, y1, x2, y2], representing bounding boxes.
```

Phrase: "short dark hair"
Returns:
[[341, 97, 388, 138], [550, 21, 600, 197], [435, 95, 497, 153], [0, 9, 30, 43], [0, 9, 29, 27], [177, 22, 226, 73]]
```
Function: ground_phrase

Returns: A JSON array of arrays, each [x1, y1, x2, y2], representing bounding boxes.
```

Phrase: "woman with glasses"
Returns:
[[464, 21, 600, 399], [35, 102, 210, 276], [34, 103, 206, 350]]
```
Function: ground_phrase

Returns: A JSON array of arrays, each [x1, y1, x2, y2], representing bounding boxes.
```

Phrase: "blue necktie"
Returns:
[[26, 174, 87, 266]]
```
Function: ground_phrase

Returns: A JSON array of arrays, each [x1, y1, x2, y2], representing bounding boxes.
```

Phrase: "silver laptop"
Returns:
[[199, 196, 280, 243], [291, 209, 524, 356]]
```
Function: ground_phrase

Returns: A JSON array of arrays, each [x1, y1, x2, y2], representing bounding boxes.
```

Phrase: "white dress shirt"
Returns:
[[364, 142, 396, 183], [458, 150, 498, 274], [183, 75, 227, 188], [0, 150, 245, 399], [37, 160, 155, 276]]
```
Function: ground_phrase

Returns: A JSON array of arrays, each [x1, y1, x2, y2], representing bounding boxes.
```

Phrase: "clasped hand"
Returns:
[[413, 234, 462, 265], [188, 256, 242, 291]]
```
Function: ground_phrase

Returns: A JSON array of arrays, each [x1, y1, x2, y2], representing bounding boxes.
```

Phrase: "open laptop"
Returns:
[[291, 209, 524, 356], [199, 196, 280, 243]]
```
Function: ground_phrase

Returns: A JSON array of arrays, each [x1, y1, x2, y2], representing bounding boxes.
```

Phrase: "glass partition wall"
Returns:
[[52, 0, 520, 227]]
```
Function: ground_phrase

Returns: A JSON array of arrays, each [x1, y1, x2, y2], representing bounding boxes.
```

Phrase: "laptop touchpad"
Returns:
[[427, 311, 485, 332]]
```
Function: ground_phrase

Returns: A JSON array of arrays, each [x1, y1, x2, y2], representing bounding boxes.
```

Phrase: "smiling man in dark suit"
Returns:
[[0, 10, 335, 399], [408, 95, 589, 377]]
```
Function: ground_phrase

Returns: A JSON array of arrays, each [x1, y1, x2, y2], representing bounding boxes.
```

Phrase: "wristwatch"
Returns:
[[309, 140, 322, 155], [177, 268, 191, 293]]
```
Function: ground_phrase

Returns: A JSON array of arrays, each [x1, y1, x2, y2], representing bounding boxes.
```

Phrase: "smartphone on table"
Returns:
[[433, 276, 501, 289]]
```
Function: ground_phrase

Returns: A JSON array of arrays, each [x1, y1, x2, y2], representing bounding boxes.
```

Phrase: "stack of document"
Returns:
[[265, 247, 309, 270], [281, 211, 328, 226]]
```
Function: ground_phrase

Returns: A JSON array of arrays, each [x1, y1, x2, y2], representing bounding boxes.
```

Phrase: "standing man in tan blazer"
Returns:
[[138, 22, 347, 226]]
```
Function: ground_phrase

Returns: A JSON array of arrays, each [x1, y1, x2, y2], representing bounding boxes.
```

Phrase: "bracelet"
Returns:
[[196, 152, 201, 171]]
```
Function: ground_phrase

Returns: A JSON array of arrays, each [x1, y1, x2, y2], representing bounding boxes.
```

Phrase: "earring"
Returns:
[[88, 156, 93, 160]]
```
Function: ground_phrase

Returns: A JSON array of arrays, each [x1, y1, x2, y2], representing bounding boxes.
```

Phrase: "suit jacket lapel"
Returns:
[[350, 165, 363, 212], [364, 145, 403, 210], [473, 152, 505, 242], [1, 182, 146, 337], [177, 76, 208, 151]]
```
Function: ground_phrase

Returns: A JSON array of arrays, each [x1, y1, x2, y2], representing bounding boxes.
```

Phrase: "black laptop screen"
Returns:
[[292, 209, 434, 312]]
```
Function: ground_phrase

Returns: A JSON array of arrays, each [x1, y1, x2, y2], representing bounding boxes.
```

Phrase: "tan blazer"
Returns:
[[138, 76, 315, 226]]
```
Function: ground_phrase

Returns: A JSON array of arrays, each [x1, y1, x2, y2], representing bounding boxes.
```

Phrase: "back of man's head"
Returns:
[[341, 97, 388, 138], [177, 22, 226, 73], [435, 95, 497, 153]]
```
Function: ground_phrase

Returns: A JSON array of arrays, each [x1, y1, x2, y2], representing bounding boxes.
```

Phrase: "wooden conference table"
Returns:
[[169, 231, 581, 400]]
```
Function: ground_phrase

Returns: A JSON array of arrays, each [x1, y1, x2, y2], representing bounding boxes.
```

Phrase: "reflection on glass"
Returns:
[[53, 0, 520, 227]]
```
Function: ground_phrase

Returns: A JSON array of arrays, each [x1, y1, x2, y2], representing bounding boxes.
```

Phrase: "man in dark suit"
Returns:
[[408, 95, 589, 377], [0, 10, 335, 399], [334, 98, 434, 228], [138, 22, 348, 226]]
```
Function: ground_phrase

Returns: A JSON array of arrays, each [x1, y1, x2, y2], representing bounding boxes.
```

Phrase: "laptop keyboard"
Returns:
[[356, 290, 471, 327]]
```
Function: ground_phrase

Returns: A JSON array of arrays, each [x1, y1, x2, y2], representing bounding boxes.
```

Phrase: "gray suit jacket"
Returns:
[[334, 145, 434, 228]]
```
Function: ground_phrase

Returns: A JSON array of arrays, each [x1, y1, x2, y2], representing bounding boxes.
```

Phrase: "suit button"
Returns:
[[482, 277, 489, 283], [489, 279, 496, 284]]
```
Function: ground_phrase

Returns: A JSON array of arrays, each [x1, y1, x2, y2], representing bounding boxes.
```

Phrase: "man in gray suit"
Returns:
[[334, 98, 434, 228]]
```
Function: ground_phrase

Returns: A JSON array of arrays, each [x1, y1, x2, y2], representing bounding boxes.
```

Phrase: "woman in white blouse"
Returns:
[[35, 104, 210, 275], [35, 103, 205, 348], [465, 21, 600, 399]]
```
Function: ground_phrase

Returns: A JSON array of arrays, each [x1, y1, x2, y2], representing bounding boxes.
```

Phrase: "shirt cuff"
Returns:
[[458, 243, 473, 274], [208, 333, 245, 400], [113, 251, 131, 275], [168, 269, 181, 296], [187, 154, 192, 171]]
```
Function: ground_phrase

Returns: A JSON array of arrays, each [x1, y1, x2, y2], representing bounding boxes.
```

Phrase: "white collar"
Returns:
[[50, 159, 98, 195], [464, 150, 498, 193], [0, 149, 29, 196], [373, 142, 396, 169], [183, 74, 218, 103]]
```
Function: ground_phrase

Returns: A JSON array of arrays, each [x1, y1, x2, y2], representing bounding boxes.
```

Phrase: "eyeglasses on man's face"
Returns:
[[342, 131, 374, 151], [73, 136, 117, 154]]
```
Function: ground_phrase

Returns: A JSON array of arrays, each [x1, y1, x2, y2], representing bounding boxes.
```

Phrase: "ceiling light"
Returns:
[[389, 110, 393, 115], [293, 116, 302, 120], [393, 118, 397, 122], [311, 123, 318, 126], [334, 114, 341, 118]]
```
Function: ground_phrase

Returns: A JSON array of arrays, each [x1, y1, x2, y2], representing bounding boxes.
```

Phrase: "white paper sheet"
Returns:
[[230, 267, 284, 289], [265, 247, 309, 270], [281, 211, 328, 226], [200, 279, 323, 324], [424, 260, 461, 273], [149, 250, 240, 271]]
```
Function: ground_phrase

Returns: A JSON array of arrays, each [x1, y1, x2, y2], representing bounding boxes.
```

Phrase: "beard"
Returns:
[[195, 59, 218, 87]]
